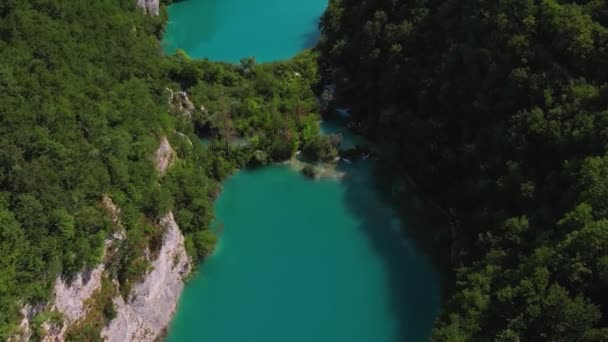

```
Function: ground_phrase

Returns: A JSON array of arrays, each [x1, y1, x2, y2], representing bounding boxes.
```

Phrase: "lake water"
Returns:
[[167, 162, 440, 342], [164, 0, 440, 340], [162, 0, 327, 62]]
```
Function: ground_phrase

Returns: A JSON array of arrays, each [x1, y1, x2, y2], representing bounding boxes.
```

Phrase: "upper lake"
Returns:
[[162, 0, 328, 62]]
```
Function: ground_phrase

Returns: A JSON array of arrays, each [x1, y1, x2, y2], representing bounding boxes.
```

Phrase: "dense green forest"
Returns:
[[0, 0, 321, 339], [320, 0, 608, 340]]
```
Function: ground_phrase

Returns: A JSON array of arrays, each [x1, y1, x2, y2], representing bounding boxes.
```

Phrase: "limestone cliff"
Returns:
[[136, 0, 159, 16], [102, 212, 190, 341], [14, 137, 191, 341], [45, 264, 107, 341], [102, 137, 189, 341]]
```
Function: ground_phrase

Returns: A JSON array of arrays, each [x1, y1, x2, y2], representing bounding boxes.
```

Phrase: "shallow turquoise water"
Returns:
[[162, 0, 327, 62], [167, 162, 440, 342]]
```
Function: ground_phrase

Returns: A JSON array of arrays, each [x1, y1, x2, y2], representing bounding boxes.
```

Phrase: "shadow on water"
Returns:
[[336, 161, 443, 341], [333, 139, 449, 340], [300, 17, 321, 49]]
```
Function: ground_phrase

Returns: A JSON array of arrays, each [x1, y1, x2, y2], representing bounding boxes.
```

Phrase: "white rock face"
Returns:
[[102, 212, 191, 342], [12, 263, 106, 342], [11, 303, 45, 342], [53, 265, 105, 322], [136, 0, 159, 16], [50, 264, 106, 338], [155, 136, 176, 175], [167, 88, 197, 118]]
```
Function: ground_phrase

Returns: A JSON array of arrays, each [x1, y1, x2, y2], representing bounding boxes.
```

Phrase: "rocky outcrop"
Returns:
[[102, 195, 121, 226], [43, 264, 106, 341], [136, 0, 159, 16], [102, 212, 191, 341], [167, 89, 197, 119], [53, 266, 105, 324], [14, 137, 188, 341], [155, 136, 176, 175], [12, 303, 46, 341], [35, 211, 190, 342]]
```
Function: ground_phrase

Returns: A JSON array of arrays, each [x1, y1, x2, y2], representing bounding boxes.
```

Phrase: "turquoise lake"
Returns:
[[167, 162, 440, 342], [165, 0, 440, 340], [162, 0, 327, 62]]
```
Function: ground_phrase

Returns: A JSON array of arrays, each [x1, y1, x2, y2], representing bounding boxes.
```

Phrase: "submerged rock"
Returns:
[[284, 157, 346, 180], [302, 165, 317, 179]]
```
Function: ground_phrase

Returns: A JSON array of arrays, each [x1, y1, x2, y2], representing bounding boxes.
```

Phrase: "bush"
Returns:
[[269, 137, 296, 161], [193, 229, 218, 259], [304, 135, 338, 162]]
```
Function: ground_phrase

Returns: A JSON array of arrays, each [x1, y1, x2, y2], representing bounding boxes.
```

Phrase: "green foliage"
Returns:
[[320, 0, 608, 339], [165, 49, 322, 164], [192, 230, 218, 260], [303, 135, 338, 162]]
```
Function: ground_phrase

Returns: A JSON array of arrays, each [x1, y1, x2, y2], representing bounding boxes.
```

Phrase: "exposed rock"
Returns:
[[41, 264, 106, 341], [112, 231, 126, 241], [13, 194, 126, 341], [155, 136, 176, 175], [102, 194, 121, 226], [167, 88, 196, 119], [101, 195, 126, 246], [40, 321, 62, 342], [12, 255, 110, 342], [136, 0, 159, 16], [102, 212, 191, 342], [53, 265, 105, 323], [11, 303, 46, 341]]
